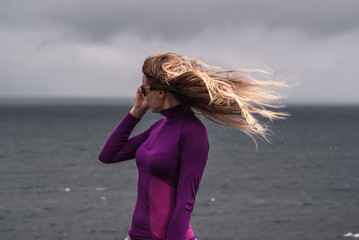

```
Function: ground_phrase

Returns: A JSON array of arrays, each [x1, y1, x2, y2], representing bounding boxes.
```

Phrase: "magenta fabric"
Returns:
[[99, 104, 209, 240]]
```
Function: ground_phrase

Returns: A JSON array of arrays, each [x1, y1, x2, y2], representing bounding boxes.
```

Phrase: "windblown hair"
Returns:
[[142, 52, 289, 142]]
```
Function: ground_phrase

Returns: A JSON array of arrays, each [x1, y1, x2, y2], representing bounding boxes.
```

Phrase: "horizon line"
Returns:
[[0, 96, 358, 107]]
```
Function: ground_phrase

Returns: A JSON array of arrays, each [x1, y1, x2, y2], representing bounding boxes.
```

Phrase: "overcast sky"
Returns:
[[1, 0, 358, 104]]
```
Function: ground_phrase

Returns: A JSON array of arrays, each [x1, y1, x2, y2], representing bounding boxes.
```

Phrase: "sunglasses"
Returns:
[[140, 85, 154, 96]]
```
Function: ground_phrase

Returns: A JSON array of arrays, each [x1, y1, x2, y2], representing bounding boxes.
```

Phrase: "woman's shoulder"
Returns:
[[179, 114, 209, 150], [147, 117, 167, 131], [181, 114, 208, 136]]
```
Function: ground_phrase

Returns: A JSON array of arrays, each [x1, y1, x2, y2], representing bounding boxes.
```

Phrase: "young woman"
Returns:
[[98, 52, 288, 240]]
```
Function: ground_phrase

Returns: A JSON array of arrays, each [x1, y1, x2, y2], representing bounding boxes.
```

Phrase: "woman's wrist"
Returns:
[[130, 106, 149, 119]]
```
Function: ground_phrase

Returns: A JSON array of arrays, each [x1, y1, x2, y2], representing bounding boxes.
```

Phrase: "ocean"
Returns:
[[0, 104, 358, 240]]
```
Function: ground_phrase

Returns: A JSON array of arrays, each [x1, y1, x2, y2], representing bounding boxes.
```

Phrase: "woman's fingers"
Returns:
[[134, 86, 147, 108]]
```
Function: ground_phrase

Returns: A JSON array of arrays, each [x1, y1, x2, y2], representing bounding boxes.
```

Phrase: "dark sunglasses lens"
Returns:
[[140, 86, 146, 96]]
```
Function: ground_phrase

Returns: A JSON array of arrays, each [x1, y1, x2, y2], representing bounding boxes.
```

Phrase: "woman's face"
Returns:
[[142, 74, 164, 113]]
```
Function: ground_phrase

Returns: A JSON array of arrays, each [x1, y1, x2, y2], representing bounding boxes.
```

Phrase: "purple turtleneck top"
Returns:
[[98, 104, 209, 240]]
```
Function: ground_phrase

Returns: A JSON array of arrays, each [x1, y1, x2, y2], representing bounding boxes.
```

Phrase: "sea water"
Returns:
[[0, 104, 358, 240]]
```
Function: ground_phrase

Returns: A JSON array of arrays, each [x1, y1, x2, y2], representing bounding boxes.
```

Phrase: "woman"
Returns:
[[98, 52, 288, 240]]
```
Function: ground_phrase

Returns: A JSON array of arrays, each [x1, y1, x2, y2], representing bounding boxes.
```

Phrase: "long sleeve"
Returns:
[[166, 124, 209, 240], [98, 112, 150, 164]]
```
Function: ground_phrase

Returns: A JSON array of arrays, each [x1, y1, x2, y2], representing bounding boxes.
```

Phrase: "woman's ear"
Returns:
[[158, 90, 166, 99]]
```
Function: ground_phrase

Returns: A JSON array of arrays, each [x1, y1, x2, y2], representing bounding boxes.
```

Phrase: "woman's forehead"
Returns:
[[142, 75, 148, 85]]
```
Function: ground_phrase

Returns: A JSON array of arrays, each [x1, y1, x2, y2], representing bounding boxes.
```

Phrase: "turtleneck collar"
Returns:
[[160, 104, 193, 123]]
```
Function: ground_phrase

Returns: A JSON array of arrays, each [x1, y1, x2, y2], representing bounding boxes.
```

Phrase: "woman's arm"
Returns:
[[98, 111, 150, 163], [99, 87, 150, 163], [166, 123, 209, 240]]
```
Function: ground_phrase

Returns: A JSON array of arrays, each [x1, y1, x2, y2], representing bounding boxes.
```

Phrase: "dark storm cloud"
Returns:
[[1, 0, 358, 42], [1, 0, 358, 104]]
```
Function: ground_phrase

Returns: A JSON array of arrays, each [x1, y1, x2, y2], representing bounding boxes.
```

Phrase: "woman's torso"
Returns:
[[128, 105, 208, 240]]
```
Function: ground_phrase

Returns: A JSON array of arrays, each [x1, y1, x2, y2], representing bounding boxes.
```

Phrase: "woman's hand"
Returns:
[[130, 87, 149, 119]]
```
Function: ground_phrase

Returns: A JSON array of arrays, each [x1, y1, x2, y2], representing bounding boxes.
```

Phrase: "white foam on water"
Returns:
[[343, 232, 359, 238], [95, 187, 107, 191], [59, 187, 71, 192]]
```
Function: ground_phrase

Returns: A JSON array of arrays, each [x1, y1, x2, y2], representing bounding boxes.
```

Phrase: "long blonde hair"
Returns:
[[142, 52, 289, 142]]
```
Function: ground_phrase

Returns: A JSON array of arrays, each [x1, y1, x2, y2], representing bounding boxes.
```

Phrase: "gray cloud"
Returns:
[[1, 0, 358, 104], [1, 0, 359, 42]]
